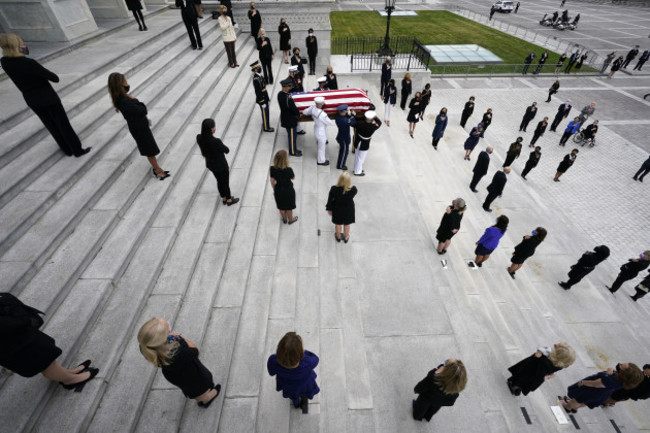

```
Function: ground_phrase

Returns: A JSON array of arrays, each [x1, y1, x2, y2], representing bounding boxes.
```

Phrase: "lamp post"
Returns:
[[377, 0, 396, 57]]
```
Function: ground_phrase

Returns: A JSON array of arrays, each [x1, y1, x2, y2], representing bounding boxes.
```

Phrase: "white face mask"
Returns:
[[309, 32, 313, 36]]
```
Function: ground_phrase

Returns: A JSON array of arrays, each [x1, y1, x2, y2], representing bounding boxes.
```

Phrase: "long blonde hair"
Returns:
[[548, 342, 576, 368], [137, 317, 179, 367], [435, 359, 468, 394], [336, 172, 353, 193], [273, 150, 290, 170], [0, 33, 22, 58]]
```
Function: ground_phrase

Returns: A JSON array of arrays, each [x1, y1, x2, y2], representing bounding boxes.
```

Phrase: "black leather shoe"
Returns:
[[74, 147, 92, 157], [317, 161, 330, 166], [297, 130, 306, 135], [264, 128, 275, 132], [227, 197, 240, 206]]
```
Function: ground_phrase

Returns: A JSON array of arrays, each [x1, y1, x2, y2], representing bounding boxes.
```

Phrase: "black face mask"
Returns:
[[124, 85, 130, 93]]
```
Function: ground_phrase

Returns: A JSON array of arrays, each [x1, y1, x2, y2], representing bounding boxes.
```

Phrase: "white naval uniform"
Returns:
[[303, 105, 333, 163]]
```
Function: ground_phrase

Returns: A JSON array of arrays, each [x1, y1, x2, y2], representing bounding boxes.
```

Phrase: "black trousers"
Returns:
[[634, 165, 649, 180], [432, 137, 441, 148], [308, 55, 316, 75], [550, 115, 563, 131], [534, 62, 545, 74], [182, 15, 202, 48], [483, 191, 499, 209], [460, 112, 471, 128], [261, 58, 273, 84], [227, 8, 235, 25], [469, 172, 484, 191], [520, 118, 532, 131], [503, 154, 516, 167], [559, 131, 572, 145], [522, 63, 531, 74], [609, 273, 631, 293], [400, 92, 409, 110], [622, 57, 633, 68], [530, 132, 542, 145], [31, 103, 83, 156], [208, 165, 231, 199], [521, 162, 536, 178], [224, 41, 237, 66]]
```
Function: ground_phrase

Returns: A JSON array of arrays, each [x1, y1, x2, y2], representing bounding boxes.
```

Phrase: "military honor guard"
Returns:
[[287, 65, 304, 92], [335, 105, 356, 170], [353, 111, 382, 176], [251, 61, 274, 133], [303, 96, 333, 165], [313, 76, 329, 91], [278, 79, 302, 156]]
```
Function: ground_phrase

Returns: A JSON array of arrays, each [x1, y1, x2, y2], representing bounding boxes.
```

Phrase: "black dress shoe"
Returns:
[[483, 207, 492, 212], [264, 128, 275, 132], [471, 188, 478, 193], [227, 197, 240, 206], [353, 172, 365, 176], [341, 165, 348, 170], [297, 130, 306, 135], [558, 281, 570, 290], [74, 147, 92, 157], [317, 161, 330, 166]]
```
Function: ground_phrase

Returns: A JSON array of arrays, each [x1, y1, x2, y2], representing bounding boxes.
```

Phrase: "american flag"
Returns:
[[291, 89, 373, 119]]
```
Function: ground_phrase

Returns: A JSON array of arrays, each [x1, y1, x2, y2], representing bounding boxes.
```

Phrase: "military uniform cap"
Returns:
[[337, 104, 348, 111], [280, 79, 293, 87], [250, 60, 261, 70], [314, 96, 326, 104], [317, 76, 327, 83], [288, 65, 299, 72]]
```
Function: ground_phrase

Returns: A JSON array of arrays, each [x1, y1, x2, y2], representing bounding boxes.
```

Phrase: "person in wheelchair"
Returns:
[[582, 120, 598, 146]]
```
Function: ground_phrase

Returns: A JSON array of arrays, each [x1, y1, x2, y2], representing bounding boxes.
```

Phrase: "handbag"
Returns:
[[0, 292, 44, 329]]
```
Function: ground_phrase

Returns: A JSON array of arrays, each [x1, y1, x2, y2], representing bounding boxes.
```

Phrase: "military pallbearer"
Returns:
[[251, 61, 274, 133]]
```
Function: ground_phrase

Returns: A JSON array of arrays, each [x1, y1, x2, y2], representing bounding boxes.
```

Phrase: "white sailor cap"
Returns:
[[364, 110, 376, 119], [314, 96, 326, 104], [317, 76, 327, 83], [288, 65, 299, 72]]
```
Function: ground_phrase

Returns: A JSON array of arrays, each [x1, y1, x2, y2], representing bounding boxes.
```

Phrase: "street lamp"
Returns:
[[377, 0, 396, 57]]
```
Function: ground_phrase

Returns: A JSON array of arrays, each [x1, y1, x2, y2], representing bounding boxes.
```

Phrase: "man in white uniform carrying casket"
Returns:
[[302, 96, 333, 166]]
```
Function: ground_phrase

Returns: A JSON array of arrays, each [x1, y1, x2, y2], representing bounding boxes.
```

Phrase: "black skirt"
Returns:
[[0, 331, 62, 377], [124, 0, 142, 10], [128, 118, 160, 157]]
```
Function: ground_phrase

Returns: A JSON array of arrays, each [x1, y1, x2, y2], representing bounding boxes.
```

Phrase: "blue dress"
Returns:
[[464, 127, 481, 150], [568, 371, 621, 408], [432, 115, 448, 139], [267, 351, 320, 406]]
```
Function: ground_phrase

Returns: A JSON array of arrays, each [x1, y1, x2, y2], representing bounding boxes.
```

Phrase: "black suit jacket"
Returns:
[[473, 151, 490, 175], [196, 134, 230, 171], [556, 103, 572, 118], [487, 171, 507, 195], [641, 156, 650, 168], [278, 91, 299, 128], [1, 56, 61, 108], [523, 106, 537, 121], [176, 0, 197, 19], [306, 36, 318, 56]]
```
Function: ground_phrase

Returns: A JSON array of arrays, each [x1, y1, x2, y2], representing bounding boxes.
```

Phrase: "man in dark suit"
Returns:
[[608, 251, 650, 293], [305, 29, 318, 75], [633, 155, 650, 182], [550, 100, 572, 132], [534, 50, 548, 74], [380, 57, 391, 97], [622, 45, 640, 69], [278, 79, 302, 156], [483, 167, 510, 212], [176, 0, 202, 49], [522, 51, 535, 74], [470, 146, 493, 192], [519, 102, 537, 132], [251, 61, 274, 133]]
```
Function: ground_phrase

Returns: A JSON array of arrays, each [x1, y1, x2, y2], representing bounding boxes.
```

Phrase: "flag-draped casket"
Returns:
[[291, 89, 373, 121]]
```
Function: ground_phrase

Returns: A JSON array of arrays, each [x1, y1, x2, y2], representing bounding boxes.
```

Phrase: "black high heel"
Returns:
[[152, 168, 171, 180], [198, 384, 221, 408], [76, 360, 92, 370], [60, 367, 99, 391]]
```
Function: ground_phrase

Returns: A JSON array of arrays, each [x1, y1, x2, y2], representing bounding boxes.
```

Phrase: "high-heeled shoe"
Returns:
[[76, 360, 92, 371], [198, 384, 221, 408], [152, 168, 171, 180], [60, 367, 99, 391]]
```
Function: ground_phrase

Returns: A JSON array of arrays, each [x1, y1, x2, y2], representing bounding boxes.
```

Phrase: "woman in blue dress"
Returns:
[[431, 107, 448, 150], [267, 332, 320, 413], [463, 123, 483, 161]]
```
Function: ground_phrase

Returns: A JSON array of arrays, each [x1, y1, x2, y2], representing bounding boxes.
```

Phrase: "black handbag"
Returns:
[[0, 292, 44, 329]]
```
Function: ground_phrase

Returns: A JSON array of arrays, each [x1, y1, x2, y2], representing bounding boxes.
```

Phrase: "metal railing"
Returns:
[[347, 38, 434, 72], [452, 6, 605, 71], [331, 36, 416, 56], [428, 63, 605, 77]]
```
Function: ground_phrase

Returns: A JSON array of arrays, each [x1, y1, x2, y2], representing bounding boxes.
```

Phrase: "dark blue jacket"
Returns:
[[432, 114, 448, 138], [336, 113, 357, 142], [267, 351, 320, 401]]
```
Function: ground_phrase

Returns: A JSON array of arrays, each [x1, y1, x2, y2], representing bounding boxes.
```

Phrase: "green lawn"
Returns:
[[331, 10, 562, 65]]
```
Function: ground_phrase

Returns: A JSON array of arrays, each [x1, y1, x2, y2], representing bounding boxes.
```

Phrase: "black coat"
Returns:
[[436, 208, 463, 242], [196, 134, 229, 171], [326, 186, 357, 225], [248, 8, 262, 37], [176, 0, 198, 19], [1, 56, 61, 108], [161, 337, 214, 399], [462, 100, 475, 118], [306, 36, 318, 56], [557, 153, 576, 173], [617, 259, 650, 279], [473, 150, 490, 175], [487, 171, 507, 195], [291, 54, 307, 78], [482, 112, 492, 128], [116, 95, 160, 157], [413, 367, 459, 422], [256, 36, 273, 61], [556, 103, 572, 119], [512, 236, 542, 263], [641, 156, 650, 169], [522, 106, 537, 122], [381, 62, 391, 82], [325, 73, 338, 90], [401, 78, 412, 96], [533, 121, 547, 137], [278, 23, 291, 51], [508, 353, 562, 395], [278, 91, 299, 128], [568, 251, 607, 280], [525, 150, 541, 167]]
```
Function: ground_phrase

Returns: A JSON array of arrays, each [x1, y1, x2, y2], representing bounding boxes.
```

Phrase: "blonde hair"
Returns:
[[548, 342, 576, 368], [0, 33, 22, 58], [404, 73, 411, 80], [273, 150, 289, 170], [220, 4, 227, 12], [336, 172, 352, 193], [257, 28, 265, 38], [435, 359, 468, 394], [137, 317, 178, 367]]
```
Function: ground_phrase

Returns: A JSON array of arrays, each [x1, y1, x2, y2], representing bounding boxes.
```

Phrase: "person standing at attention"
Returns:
[[400, 73, 412, 110], [124, 0, 147, 31], [514, 1, 520, 13], [251, 61, 274, 132], [248, 2, 262, 39], [325, 66, 338, 90], [383, 79, 397, 126], [554, 52, 567, 74], [608, 251, 650, 294], [413, 359, 468, 422], [291, 47, 307, 82], [463, 123, 483, 161], [522, 50, 535, 74], [220, 0, 236, 27], [554, 148, 578, 182], [218, 5, 238, 68], [326, 172, 357, 243], [407, 92, 422, 138], [196, 118, 239, 205], [546, 79, 560, 102], [521, 146, 541, 180], [278, 79, 302, 156], [419, 83, 432, 121], [469, 214, 509, 268], [601, 51, 616, 73], [622, 45, 640, 69], [489, 5, 496, 20], [550, 99, 572, 132], [278, 18, 291, 64], [435, 198, 466, 255], [460, 96, 475, 128], [506, 227, 547, 279], [1, 33, 91, 157], [609, 55, 624, 79], [503, 137, 523, 168], [335, 105, 356, 170], [633, 154, 650, 182], [534, 50, 548, 74], [108, 72, 169, 180], [380, 57, 391, 97], [507, 343, 576, 396], [529, 117, 548, 147], [559, 117, 580, 146], [270, 150, 298, 224], [633, 49, 649, 71], [303, 96, 333, 166], [480, 108, 493, 137], [353, 110, 382, 176], [267, 332, 320, 413], [137, 317, 220, 407], [482, 167, 510, 212], [256, 28, 274, 84], [175, 0, 202, 50], [305, 29, 318, 75], [519, 102, 537, 132], [558, 245, 610, 290], [431, 107, 448, 150], [470, 146, 493, 192]]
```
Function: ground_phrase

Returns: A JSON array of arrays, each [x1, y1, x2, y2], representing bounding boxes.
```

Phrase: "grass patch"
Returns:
[[331, 10, 564, 66]]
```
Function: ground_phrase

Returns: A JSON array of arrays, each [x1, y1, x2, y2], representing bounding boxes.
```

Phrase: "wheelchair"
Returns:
[[572, 128, 596, 147]]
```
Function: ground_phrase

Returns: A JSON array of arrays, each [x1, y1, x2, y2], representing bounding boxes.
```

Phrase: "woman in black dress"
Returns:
[[270, 150, 298, 224], [554, 148, 578, 182], [400, 73, 412, 110], [256, 28, 274, 85], [278, 18, 291, 64], [507, 342, 575, 396], [609, 56, 624, 79], [248, 2, 262, 38], [419, 83, 432, 120], [0, 293, 99, 391], [138, 317, 220, 407], [503, 137, 523, 168], [529, 117, 548, 147], [196, 118, 239, 206], [558, 245, 610, 289], [108, 72, 170, 180], [435, 198, 466, 255], [480, 108, 493, 137], [124, 0, 147, 31], [460, 96, 475, 128], [521, 146, 541, 180], [325, 66, 338, 90], [0, 33, 90, 158], [407, 92, 422, 138], [413, 359, 467, 422], [326, 172, 357, 243], [506, 227, 547, 279]]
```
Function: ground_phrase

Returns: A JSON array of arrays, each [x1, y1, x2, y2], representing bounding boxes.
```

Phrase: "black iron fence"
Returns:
[[331, 36, 416, 56], [336, 38, 434, 72]]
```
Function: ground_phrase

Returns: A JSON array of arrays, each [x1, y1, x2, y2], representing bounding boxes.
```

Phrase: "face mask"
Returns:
[[19, 45, 29, 55], [222, 10, 226, 14], [309, 32, 313, 36], [642, 254, 647, 259], [531, 230, 537, 236], [124, 85, 130, 93]]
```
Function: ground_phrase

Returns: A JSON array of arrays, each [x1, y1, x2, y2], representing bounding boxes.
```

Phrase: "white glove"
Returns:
[[261, 104, 267, 109]]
